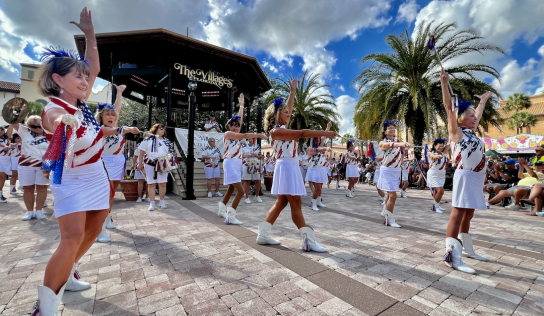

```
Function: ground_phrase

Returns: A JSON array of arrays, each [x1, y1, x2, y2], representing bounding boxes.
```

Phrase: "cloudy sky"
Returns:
[[1, 0, 543, 135]]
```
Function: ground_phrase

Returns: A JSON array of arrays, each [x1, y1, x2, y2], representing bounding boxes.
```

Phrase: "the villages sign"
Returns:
[[174, 64, 234, 88]]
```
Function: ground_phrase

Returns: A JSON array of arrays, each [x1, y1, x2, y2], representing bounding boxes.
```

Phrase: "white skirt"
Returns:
[[272, 158, 306, 196], [401, 169, 409, 181], [427, 169, 446, 188], [11, 157, 19, 170], [377, 166, 401, 192], [452, 169, 486, 210], [346, 165, 359, 178], [305, 166, 328, 184], [224, 158, 242, 185], [102, 154, 126, 181], [373, 168, 381, 183], [327, 168, 331, 176], [0, 156, 12, 175], [50, 161, 110, 217]]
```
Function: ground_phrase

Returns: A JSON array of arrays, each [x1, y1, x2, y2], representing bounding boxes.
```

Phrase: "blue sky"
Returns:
[[1, 0, 543, 135]]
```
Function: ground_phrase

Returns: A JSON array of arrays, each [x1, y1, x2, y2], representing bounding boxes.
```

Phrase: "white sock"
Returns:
[[150, 201, 155, 206], [35, 209, 41, 212], [160, 200, 165, 203]]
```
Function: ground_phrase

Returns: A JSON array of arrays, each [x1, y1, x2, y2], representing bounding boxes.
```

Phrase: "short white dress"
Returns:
[[306, 152, 328, 184], [427, 151, 448, 188], [345, 151, 359, 178], [138, 136, 172, 184], [377, 138, 402, 192], [223, 138, 243, 185], [102, 132, 127, 181], [0, 138, 12, 175], [16, 125, 49, 186], [43, 97, 110, 217], [451, 128, 487, 210], [270, 125, 306, 195]]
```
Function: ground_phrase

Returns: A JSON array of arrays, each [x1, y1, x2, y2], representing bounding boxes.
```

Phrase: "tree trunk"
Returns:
[[412, 108, 426, 160]]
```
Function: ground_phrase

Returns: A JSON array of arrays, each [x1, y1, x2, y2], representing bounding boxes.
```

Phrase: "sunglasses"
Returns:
[[159, 128, 165, 130], [29, 125, 42, 129]]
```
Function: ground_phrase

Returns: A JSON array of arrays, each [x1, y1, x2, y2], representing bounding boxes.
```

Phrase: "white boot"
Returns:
[[400, 190, 407, 198], [256, 222, 280, 245], [383, 210, 401, 228], [32, 283, 66, 316], [225, 207, 243, 225], [105, 213, 116, 229], [300, 226, 326, 252], [316, 196, 326, 208], [218, 202, 227, 218], [311, 199, 320, 211], [380, 204, 386, 217], [351, 187, 355, 196], [65, 263, 91, 292], [160, 200, 167, 209], [458, 233, 488, 261], [96, 219, 110, 243], [432, 202, 443, 213], [443, 237, 476, 274]]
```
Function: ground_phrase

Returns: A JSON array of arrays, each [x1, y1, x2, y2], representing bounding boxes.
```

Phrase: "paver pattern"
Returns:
[[0, 181, 543, 315]]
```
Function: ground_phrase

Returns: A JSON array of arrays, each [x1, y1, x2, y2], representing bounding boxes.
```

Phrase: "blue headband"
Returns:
[[433, 138, 447, 145], [229, 115, 241, 125], [98, 103, 115, 111], [458, 98, 472, 115], [347, 141, 353, 146], [383, 120, 396, 129], [273, 98, 284, 109], [40, 46, 88, 73]]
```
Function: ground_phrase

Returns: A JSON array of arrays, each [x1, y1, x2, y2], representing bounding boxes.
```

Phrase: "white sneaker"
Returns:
[[485, 201, 490, 209], [208, 192, 212, 198], [215, 191, 223, 197], [160, 200, 167, 209], [0, 196, 7, 203], [22, 211, 35, 221], [245, 198, 251, 204], [136, 197, 142, 203], [336, 183, 340, 190], [432, 203, 443, 213], [437, 205, 446, 212], [146, 197, 150, 202], [148, 204, 155, 211], [505, 203, 520, 211], [256, 196, 263, 203], [400, 191, 407, 198], [35, 210, 46, 219], [96, 230, 110, 243], [10, 188, 17, 195]]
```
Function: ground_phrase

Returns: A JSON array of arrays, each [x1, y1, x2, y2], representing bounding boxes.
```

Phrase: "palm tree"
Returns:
[[340, 133, 354, 145], [506, 111, 537, 134], [352, 21, 504, 146], [264, 71, 340, 132], [503, 93, 531, 112]]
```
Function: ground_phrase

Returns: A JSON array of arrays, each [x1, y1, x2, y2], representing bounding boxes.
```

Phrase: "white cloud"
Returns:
[[336, 95, 357, 136], [414, 0, 544, 97], [338, 85, 345, 92], [395, 0, 419, 24]]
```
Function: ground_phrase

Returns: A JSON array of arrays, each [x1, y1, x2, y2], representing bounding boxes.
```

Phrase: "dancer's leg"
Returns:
[[243, 180, 251, 199], [222, 184, 235, 205], [35, 185, 47, 210], [231, 182, 245, 209], [255, 180, 261, 197], [75, 209, 109, 262], [158, 183, 166, 200], [433, 187, 444, 203], [285, 195, 306, 229], [264, 195, 288, 224], [385, 191, 397, 212], [23, 185, 36, 211]]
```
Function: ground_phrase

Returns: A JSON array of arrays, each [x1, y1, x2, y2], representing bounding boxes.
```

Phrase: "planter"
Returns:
[[120, 180, 139, 201], [263, 176, 273, 191]]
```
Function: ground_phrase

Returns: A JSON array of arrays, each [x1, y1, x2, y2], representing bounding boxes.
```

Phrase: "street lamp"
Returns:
[[183, 80, 197, 200]]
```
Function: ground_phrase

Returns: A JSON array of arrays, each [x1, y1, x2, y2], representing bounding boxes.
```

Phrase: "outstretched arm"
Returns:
[[441, 69, 463, 143], [474, 91, 493, 123], [237, 93, 245, 127], [286, 79, 298, 117], [113, 84, 126, 114], [71, 7, 99, 102]]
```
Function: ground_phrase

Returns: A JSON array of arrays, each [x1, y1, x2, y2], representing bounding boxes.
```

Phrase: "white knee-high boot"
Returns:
[[443, 237, 476, 274], [65, 263, 91, 292], [458, 233, 488, 261], [300, 226, 326, 252], [256, 222, 281, 245], [32, 283, 66, 316], [105, 213, 116, 229], [96, 218, 110, 243]]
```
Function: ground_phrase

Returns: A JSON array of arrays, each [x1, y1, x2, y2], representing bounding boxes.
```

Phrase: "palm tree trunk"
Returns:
[[412, 109, 426, 160]]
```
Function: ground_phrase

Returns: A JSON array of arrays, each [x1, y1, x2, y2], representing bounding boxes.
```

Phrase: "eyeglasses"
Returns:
[[386, 127, 396, 130], [29, 125, 42, 129]]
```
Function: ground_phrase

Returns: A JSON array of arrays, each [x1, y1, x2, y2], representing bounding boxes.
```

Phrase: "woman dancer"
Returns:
[[96, 84, 139, 242], [137, 123, 173, 211], [242, 136, 263, 203], [33, 7, 138, 315], [306, 122, 332, 211], [378, 121, 411, 228], [0, 126, 12, 202], [10, 116, 49, 221], [132, 131, 150, 203], [9, 133, 22, 195], [256, 79, 339, 251], [344, 141, 359, 198], [218, 94, 266, 224], [441, 69, 492, 274], [427, 138, 449, 213]]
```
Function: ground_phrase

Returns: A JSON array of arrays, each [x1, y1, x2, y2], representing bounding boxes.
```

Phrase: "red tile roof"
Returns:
[[20, 63, 41, 69], [0, 80, 20, 93]]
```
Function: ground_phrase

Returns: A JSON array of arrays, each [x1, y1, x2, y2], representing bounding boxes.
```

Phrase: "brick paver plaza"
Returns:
[[1, 182, 544, 315]]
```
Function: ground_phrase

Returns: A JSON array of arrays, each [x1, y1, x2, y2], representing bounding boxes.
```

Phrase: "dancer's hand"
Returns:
[[137, 163, 143, 171], [61, 114, 77, 126], [238, 93, 245, 107], [475, 91, 493, 104], [326, 131, 341, 139], [289, 79, 298, 91], [43, 170, 50, 179], [70, 7, 94, 36], [403, 142, 411, 148], [114, 84, 127, 94], [258, 133, 267, 139]]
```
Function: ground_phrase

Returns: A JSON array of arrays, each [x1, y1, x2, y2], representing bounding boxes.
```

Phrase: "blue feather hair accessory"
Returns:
[[457, 98, 472, 115], [98, 103, 115, 111], [347, 141, 353, 146], [433, 138, 447, 145], [273, 98, 284, 108], [228, 115, 241, 125], [40, 46, 88, 67], [383, 120, 396, 129]]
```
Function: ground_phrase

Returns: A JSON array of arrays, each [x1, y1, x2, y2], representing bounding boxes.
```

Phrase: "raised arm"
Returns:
[[320, 121, 332, 146], [113, 84, 126, 114], [474, 91, 494, 123], [441, 69, 463, 143], [70, 7, 99, 102], [286, 79, 298, 117], [237, 93, 245, 127], [6, 125, 16, 138]]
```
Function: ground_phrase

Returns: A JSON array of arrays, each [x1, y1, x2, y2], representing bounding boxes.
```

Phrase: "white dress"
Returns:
[[17, 125, 49, 186], [345, 151, 359, 178], [270, 126, 305, 195], [223, 138, 243, 185], [306, 152, 328, 184], [427, 151, 448, 188], [377, 138, 402, 192], [451, 128, 487, 210], [43, 97, 109, 217]]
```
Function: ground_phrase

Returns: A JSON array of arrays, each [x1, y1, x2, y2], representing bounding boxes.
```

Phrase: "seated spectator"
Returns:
[[484, 159, 519, 199], [445, 163, 455, 190], [487, 158, 544, 210]]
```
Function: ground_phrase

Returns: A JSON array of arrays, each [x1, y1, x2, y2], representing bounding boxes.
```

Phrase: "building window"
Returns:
[[28, 70, 35, 80]]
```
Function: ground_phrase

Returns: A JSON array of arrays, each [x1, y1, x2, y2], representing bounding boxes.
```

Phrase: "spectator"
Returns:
[[484, 159, 519, 199], [205, 113, 221, 132], [125, 119, 141, 158], [532, 146, 544, 168]]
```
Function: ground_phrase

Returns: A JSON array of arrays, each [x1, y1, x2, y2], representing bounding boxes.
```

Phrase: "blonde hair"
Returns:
[[264, 101, 288, 135], [25, 115, 42, 126], [95, 107, 119, 126], [36, 57, 90, 97], [457, 107, 474, 125]]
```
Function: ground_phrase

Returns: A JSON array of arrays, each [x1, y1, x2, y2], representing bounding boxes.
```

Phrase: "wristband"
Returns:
[[389, 142, 395, 148], [116, 126, 125, 135]]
